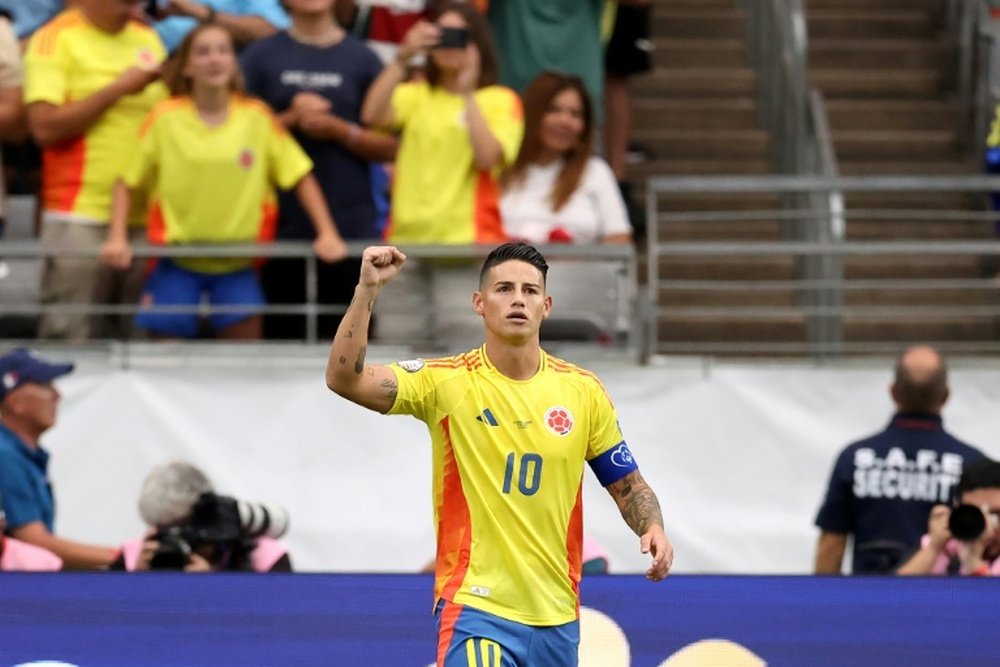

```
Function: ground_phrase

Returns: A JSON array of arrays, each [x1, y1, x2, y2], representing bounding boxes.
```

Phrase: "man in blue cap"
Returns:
[[0, 347, 115, 569]]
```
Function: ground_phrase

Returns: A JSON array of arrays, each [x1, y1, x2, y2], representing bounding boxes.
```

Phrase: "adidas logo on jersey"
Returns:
[[476, 408, 498, 426]]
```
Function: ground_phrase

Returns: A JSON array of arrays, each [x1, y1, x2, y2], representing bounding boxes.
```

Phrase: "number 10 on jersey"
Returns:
[[502, 453, 543, 496]]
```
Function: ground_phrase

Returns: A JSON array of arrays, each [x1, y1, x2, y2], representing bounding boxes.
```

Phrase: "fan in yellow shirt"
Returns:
[[99, 23, 347, 339], [24, 1, 170, 340], [326, 242, 675, 667]]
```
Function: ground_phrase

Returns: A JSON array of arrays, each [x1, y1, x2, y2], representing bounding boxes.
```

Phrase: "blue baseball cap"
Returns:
[[0, 348, 74, 402]]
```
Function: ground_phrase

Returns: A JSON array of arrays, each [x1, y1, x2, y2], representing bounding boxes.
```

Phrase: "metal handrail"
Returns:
[[0, 241, 637, 347], [743, 0, 809, 173], [644, 174, 1000, 360]]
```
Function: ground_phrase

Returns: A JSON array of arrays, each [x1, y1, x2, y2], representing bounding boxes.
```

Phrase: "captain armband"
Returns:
[[588, 441, 639, 487]]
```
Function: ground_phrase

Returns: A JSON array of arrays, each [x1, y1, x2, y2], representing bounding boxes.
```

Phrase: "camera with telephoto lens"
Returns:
[[948, 504, 988, 542], [149, 492, 289, 570]]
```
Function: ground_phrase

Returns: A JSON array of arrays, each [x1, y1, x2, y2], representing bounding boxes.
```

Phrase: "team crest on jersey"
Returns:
[[238, 149, 256, 170], [544, 406, 574, 436], [397, 359, 425, 373], [137, 47, 156, 68]]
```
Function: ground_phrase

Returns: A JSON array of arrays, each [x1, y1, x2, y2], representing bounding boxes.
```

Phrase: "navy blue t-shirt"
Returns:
[[240, 32, 383, 240], [814, 412, 985, 574], [0, 424, 55, 533]]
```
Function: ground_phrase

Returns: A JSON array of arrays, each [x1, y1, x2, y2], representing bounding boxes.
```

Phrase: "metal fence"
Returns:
[[644, 175, 1000, 360], [0, 241, 637, 348]]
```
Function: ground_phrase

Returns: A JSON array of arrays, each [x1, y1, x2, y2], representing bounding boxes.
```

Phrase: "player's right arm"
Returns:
[[325, 246, 407, 413]]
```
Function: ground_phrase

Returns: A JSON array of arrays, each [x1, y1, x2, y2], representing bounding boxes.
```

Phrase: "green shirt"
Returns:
[[488, 0, 604, 120]]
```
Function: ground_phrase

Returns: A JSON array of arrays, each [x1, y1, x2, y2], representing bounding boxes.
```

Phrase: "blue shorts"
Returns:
[[435, 599, 579, 667], [135, 259, 265, 337]]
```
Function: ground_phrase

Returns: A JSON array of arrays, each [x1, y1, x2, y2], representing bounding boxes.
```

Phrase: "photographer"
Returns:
[[898, 459, 1000, 576], [110, 461, 292, 573]]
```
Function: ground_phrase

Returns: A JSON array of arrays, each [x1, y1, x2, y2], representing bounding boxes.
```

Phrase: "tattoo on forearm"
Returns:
[[354, 345, 366, 375], [381, 377, 398, 399], [346, 330, 353, 338], [614, 473, 663, 536], [339, 356, 346, 365]]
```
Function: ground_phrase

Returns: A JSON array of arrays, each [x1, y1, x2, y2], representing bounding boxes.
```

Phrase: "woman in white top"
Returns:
[[501, 71, 632, 245]]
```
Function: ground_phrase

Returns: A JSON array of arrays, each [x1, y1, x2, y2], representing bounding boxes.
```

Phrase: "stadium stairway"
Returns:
[[632, 0, 806, 352], [805, 0, 999, 348], [631, 0, 998, 356]]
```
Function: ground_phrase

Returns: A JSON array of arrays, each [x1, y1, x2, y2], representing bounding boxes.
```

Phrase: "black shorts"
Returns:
[[605, 3, 652, 76]]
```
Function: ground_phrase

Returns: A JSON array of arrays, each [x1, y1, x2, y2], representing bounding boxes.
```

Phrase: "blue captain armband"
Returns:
[[588, 442, 639, 487]]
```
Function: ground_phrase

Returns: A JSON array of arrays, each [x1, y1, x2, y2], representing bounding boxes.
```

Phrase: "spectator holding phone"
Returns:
[[100, 23, 347, 340], [360, 1, 522, 345]]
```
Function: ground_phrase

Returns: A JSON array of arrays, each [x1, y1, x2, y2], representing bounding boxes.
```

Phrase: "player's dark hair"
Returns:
[[892, 348, 948, 413], [479, 242, 548, 286], [957, 459, 1000, 496]]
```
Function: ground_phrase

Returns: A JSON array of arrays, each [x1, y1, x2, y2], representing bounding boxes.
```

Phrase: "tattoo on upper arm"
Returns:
[[381, 377, 398, 400], [346, 330, 353, 338], [611, 471, 664, 536], [339, 356, 346, 364], [353, 346, 367, 375]]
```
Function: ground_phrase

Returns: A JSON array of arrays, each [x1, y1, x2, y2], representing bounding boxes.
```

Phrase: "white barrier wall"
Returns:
[[42, 349, 1000, 574]]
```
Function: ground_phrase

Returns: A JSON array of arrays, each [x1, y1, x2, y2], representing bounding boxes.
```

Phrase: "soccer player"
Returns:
[[325, 242, 673, 666]]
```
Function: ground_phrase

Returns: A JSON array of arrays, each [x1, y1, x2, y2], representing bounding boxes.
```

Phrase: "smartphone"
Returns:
[[437, 27, 469, 49]]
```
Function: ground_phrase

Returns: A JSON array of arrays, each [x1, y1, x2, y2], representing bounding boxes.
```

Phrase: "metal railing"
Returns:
[[0, 241, 638, 349], [644, 175, 1000, 360], [743, 0, 809, 173]]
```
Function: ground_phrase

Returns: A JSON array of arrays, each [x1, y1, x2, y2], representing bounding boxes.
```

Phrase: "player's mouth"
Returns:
[[506, 312, 529, 323]]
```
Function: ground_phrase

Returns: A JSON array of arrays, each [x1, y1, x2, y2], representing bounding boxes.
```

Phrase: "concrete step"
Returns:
[[805, 0, 944, 8], [833, 129, 959, 161], [659, 256, 795, 280], [845, 219, 992, 240], [810, 69, 943, 98], [843, 286, 997, 306], [844, 255, 989, 279], [807, 10, 938, 40], [633, 69, 757, 97], [632, 98, 759, 130], [657, 219, 784, 241], [824, 99, 960, 131], [839, 159, 980, 175], [810, 38, 947, 70], [659, 288, 796, 308], [653, 10, 746, 39], [652, 38, 747, 68], [628, 158, 771, 179], [657, 314, 807, 343], [654, 193, 781, 212], [843, 191, 984, 210], [842, 317, 999, 342], [630, 128, 769, 159]]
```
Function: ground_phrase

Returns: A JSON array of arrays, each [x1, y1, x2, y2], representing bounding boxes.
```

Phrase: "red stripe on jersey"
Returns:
[[41, 137, 85, 213], [146, 203, 166, 244], [566, 485, 584, 616], [436, 417, 472, 604], [473, 171, 506, 244], [435, 600, 464, 667]]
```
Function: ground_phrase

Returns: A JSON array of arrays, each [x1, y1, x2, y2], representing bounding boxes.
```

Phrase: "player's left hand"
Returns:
[[313, 232, 349, 264], [641, 524, 673, 582]]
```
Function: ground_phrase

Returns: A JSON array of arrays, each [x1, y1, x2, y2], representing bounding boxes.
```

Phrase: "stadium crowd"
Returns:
[[0, 0, 651, 343]]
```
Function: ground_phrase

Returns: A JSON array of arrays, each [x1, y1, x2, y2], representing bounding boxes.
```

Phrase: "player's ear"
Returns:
[[473, 291, 485, 316], [542, 294, 552, 320]]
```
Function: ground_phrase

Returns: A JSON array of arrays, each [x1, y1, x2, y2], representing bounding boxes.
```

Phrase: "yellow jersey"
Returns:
[[387, 82, 523, 244], [24, 9, 169, 224], [124, 95, 313, 274], [389, 346, 638, 626]]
